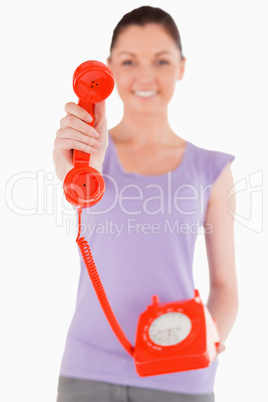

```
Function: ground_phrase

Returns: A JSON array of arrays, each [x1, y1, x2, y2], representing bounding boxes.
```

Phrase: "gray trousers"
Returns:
[[57, 377, 215, 402]]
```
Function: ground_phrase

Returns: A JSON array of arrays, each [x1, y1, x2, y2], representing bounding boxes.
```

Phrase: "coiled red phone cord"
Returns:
[[76, 208, 134, 357]]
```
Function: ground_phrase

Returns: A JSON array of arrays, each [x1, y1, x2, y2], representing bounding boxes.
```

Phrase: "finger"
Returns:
[[57, 128, 101, 149], [94, 101, 106, 126], [64, 102, 93, 123], [55, 135, 99, 156], [60, 114, 99, 138], [217, 343, 226, 354]]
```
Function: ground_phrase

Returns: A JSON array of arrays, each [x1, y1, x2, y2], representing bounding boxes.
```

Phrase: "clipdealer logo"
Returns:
[[5, 171, 76, 227], [75, 217, 213, 239], [228, 169, 263, 233], [5, 170, 213, 225], [5, 169, 264, 234]]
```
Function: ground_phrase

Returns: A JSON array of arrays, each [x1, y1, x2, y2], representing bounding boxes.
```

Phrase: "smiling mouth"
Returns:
[[133, 90, 158, 98]]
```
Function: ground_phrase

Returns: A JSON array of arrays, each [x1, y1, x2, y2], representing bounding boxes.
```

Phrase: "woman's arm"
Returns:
[[205, 163, 239, 346], [53, 147, 73, 182]]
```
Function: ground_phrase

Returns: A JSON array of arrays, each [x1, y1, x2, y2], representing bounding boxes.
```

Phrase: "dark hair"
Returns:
[[110, 6, 184, 59]]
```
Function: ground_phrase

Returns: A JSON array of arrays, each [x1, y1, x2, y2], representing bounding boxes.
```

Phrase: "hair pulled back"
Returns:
[[110, 6, 184, 59]]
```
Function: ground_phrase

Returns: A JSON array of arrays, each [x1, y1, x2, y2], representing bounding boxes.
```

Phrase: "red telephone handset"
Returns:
[[62, 61, 220, 377], [63, 60, 114, 208]]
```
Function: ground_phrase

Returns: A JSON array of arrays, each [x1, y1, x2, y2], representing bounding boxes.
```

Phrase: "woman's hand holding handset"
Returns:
[[54, 100, 109, 180]]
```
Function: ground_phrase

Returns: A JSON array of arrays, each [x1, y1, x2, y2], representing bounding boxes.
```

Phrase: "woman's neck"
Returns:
[[110, 108, 178, 149]]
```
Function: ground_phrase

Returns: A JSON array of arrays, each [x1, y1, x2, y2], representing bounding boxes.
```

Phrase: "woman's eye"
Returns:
[[156, 59, 169, 65], [122, 60, 134, 66]]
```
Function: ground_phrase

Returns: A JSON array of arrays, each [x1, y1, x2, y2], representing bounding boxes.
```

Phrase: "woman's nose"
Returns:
[[136, 65, 155, 83]]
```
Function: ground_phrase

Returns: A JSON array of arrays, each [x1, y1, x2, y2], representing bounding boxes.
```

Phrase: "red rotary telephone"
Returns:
[[63, 60, 220, 377], [134, 290, 220, 376]]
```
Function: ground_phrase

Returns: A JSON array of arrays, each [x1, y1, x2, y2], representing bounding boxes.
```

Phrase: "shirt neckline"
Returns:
[[108, 133, 190, 179]]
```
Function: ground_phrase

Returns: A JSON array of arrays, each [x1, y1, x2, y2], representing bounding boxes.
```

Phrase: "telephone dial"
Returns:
[[63, 60, 220, 377]]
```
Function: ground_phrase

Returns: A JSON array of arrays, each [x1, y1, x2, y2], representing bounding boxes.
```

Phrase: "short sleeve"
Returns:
[[208, 150, 235, 184]]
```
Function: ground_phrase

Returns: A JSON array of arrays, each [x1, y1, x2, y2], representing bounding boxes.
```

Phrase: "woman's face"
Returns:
[[108, 23, 185, 115]]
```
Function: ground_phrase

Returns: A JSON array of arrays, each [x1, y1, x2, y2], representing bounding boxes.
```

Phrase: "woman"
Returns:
[[53, 6, 238, 402]]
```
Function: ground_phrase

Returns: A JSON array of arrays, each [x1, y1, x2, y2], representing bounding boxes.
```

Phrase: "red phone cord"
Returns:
[[76, 209, 134, 357]]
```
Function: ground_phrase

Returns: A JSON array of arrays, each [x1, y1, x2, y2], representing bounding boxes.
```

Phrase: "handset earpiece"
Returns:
[[63, 60, 114, 208]]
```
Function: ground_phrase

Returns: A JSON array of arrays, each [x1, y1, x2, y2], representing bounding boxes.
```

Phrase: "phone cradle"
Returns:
[[134, 290, 220, 376]]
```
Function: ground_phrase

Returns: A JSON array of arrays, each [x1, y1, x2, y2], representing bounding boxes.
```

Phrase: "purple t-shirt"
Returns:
[[59, 136, 234, 394]]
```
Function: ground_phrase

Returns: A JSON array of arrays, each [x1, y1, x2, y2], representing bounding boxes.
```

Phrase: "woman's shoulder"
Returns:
[[186, 141, 235, 183]]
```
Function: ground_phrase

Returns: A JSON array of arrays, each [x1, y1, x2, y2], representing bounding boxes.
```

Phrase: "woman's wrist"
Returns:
[[89, 155, 105, 173]]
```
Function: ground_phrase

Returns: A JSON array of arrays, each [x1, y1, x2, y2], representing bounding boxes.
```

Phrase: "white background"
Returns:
[[1, 0, 267, 401]]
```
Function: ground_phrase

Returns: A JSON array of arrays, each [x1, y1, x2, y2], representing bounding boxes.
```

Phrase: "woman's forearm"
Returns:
[[207, 283, 239, 344], [53, 148, 73, 182]]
